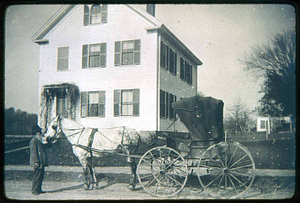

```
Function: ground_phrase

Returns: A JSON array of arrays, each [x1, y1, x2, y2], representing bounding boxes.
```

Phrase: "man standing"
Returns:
[[29, 125, 53, 195]]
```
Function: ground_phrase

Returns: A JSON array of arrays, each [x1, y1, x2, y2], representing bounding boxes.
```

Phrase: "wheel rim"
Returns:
[[197, 141, 255, 198], [137, 146, 188, 197]]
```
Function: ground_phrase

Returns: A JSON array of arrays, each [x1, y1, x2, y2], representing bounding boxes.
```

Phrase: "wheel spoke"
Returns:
[[229, 173, 247, 189], [205, 171, 223, 188], [164, 173, 184, 187], [228, 145, 239, 167], [228, 174, 238, 194], [230, 164, 253, 170], [141, 158, 153, 167], [229, 154, 248, 169], [218, 173, 225, 187], [207, 150, 223, 168], [140, 173, 154, 180]]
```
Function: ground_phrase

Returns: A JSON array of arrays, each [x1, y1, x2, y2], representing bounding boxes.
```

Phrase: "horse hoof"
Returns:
[[83, 184, 93, 190], [128, 184, 136, 191]]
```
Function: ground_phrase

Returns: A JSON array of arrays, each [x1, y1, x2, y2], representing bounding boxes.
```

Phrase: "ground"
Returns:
[[3, 166, 296, 201]]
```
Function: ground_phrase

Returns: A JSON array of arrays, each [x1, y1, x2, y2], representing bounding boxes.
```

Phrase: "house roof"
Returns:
[[32, 4, 202, 66]]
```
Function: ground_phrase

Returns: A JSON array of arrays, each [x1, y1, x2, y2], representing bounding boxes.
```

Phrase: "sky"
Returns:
[[4, 4, 296, 115]]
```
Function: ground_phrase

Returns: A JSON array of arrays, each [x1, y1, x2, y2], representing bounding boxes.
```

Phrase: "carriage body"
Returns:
[[136, 96, 256, 198]]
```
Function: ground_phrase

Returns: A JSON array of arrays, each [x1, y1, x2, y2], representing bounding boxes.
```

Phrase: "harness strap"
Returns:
[[87, 128, 97, 157]]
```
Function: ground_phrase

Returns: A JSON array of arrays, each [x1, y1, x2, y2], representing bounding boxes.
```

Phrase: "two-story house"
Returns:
[[32, 4, 202, 132]]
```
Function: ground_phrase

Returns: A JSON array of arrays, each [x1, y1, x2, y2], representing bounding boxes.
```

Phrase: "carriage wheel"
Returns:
[[197, 141, 255, 198], [137, 146, 189, 197]]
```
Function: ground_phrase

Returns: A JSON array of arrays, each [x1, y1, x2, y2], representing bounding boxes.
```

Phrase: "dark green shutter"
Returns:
[[101, 4, 108, 23], [160, 41, 164, 68], [81, 92, 88, 117], [134, 40, 140, 65], [99, 91, 105, 117], [180, 58, 184, 80], [82, 45, 88, 69], [174, 53, 177, 75], [100, 43, 106, 67], [84, 5, 90, 26], [133, 89, 140, 116], [114, 90, 120, 116], [160, 90, 165, 118], [115, 41, 121, 66]]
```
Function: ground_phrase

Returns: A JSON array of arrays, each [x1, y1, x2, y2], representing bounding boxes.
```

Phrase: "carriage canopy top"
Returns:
[[172, 95, 224, 141]]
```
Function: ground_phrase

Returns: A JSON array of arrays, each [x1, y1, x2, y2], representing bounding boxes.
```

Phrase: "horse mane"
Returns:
[[60, 117, 84, 130]]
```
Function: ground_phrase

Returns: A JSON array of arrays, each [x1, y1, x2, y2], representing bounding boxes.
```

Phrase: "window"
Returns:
[[57, 47, 69, 71], [82, 43, 106, 68], [115, 40, 140, 66], [56, 89, 68, 118], [84, 4, 107, 25], [180, 57, 192, 85], [114, 89, 140, 116], [169, 93, 177, 119], [81, 91, 105, 117], [160, 90, 177, 119], [160, 41, 177, 75]]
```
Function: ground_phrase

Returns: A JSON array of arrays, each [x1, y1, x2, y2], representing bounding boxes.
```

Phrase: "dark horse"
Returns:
[[44, 115, 155, 190]]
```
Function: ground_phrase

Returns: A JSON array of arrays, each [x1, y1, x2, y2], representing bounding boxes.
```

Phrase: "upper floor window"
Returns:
[[160, 90, 177, 119], [84, 4, 107, 26], [114, 89, 140, 116], [57, 47, 69, 71], [81, 91, 105, 117], [115, 40, 141, 66], [160, 41, 177, 75], [180, 57, 193, 85], [82, 43, 106, 68]]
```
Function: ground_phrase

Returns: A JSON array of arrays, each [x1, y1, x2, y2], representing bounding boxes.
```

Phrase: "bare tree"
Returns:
[[224, 97, 252, 136], [240, 30, 296, 116]]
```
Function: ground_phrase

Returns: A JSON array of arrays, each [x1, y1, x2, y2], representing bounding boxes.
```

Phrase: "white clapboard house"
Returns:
[[32, 4, 202, 132]]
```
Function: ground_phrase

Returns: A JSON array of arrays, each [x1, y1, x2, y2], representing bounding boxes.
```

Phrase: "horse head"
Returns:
[[44, 115, 62, 143]]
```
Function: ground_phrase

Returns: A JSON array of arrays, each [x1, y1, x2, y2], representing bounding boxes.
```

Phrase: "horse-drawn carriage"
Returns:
[[45, 95, 255, 198]]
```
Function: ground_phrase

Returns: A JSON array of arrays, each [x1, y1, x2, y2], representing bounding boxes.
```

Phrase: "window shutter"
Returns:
[[175, 52, 177, 75], [100, 43, 106, 67], [160, 41, 165, 68], [160, 90, 165, 118], [133, 89, 140, 116], [114, 41, 121, 66], [82, 45, 88, 69], [99, 91, 105, 117], [166, 46, 170, 70], [81, 92, 88, 117], [189, 64, 193, 84], [169, 93, 174, 119], [180, 58, 185, 80], [134, 40, 140, 65], [84, 5, 90, 26], [114, 90, 120, 116], [165, 93, 169, 119], [101, 4, 108, 23]]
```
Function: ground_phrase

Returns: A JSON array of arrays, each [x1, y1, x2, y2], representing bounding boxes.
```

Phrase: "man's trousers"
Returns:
[[32, 167, 45, 194]]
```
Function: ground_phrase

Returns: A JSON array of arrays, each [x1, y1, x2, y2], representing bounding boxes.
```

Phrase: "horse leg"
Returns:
[[80, 157, 93, 190], [87, 157, 98, 189], [128, 157, 137, 190]]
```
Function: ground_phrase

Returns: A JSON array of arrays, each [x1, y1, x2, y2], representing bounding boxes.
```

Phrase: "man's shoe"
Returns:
[[32, 192, 39, 195], [39, 191, 46, 194]]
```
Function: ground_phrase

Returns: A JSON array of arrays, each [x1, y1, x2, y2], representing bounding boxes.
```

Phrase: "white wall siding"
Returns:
[[38, 5, 159, 131]]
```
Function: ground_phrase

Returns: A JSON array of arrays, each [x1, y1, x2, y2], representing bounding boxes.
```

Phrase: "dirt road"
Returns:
[[4, 166, 296, 200]]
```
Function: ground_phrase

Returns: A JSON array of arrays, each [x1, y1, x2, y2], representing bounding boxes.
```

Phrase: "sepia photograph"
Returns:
[[4, 3, 296, 200]]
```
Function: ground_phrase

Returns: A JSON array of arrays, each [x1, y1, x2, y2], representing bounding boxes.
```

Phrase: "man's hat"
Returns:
[[31, 125, 42, 135]]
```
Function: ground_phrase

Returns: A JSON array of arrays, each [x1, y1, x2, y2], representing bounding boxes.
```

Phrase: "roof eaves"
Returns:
[[32, 5, 77, 43], [126, 4, 162, 27], [160, 25, 203, 66]]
